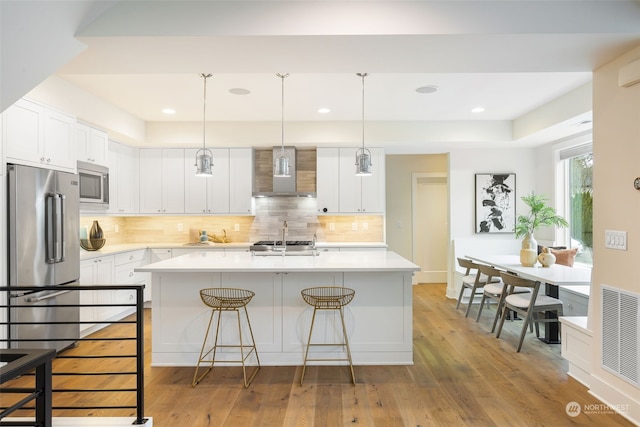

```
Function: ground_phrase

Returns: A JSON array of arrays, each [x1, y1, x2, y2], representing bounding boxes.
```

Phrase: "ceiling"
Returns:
[[7, 1, 640, 148]]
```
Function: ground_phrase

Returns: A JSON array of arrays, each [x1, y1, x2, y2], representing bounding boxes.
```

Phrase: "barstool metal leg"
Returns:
[[192, 306, 260, 388], [338, 307, 356, 385], [300, 306, 318, 385], [239, 306, 261, 388], [300, 306, 356, 385], [192, 308, 220, 387]]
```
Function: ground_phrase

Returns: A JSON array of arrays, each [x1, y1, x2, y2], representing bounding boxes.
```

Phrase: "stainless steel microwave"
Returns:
[[77, 161, 109, 209]]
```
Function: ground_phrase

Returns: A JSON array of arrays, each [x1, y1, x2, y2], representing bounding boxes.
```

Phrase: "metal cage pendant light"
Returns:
[[195, 73, 214, 177], [355, 72, 372, 176], [274, 73, 291, 177]]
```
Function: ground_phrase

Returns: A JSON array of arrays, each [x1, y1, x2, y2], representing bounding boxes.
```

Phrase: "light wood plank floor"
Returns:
[[6, 284, 635, 426]]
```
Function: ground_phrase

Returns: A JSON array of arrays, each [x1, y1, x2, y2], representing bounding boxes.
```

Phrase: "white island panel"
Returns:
[[139, 251, 419, 366]]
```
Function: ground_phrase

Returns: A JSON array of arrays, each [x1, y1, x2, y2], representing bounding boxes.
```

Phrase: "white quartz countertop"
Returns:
[[79, 242, 250, 259], [135, 250, 419, 273], [80, 242, 387, 260]]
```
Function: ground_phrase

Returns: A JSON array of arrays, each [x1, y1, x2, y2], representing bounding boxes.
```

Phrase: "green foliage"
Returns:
[[514, 193, 569, 239], [571, 190, 593, 247]]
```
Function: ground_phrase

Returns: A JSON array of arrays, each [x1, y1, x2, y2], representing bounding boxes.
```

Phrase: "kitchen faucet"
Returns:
[[282, 221, 288, 250]]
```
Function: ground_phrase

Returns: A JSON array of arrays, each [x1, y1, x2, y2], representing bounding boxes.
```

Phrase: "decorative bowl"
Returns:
[[80, 238, 106, 251]]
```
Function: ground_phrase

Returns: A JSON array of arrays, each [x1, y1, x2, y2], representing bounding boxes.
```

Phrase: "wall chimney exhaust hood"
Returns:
[[252, 147, 317, 198]]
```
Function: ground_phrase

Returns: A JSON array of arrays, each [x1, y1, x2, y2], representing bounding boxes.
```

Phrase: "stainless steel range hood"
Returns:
[[252, 147, 316, 197]]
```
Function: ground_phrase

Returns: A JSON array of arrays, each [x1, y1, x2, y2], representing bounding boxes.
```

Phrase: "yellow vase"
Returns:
[[520, 233, 538, 266], [520, 249, 538, 267]]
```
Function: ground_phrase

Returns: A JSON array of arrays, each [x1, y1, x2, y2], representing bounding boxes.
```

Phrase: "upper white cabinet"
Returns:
[[184, 148, 230, 214], [139, 148, 185, 214], [76, 122, 108, 166], [229, 148, 253, 214], [316, 147, 385, 214], [316, 147, 340, 214], [107, 140, 139, 214], [339, 147, 385, 213], [4, 98, 76, 172]]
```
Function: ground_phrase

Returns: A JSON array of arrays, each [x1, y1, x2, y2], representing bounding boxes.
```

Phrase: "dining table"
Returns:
[[465, 254, 591, 343]]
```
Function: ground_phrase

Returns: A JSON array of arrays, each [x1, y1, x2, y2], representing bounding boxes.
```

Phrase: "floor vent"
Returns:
[[601, 285, 640, 386]]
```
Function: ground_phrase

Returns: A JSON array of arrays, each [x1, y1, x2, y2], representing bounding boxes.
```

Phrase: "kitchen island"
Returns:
[[136, 250, 419, 366]]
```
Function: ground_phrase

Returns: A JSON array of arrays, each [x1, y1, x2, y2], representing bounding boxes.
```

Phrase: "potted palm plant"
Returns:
[[515, 193, 568, 266]]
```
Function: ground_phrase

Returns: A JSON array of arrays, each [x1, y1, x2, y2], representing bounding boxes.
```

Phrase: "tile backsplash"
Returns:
[[81, 198, 384, 245]]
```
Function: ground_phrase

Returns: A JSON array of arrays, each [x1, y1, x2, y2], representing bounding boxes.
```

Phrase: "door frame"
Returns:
[[411, 172, 449, 284]]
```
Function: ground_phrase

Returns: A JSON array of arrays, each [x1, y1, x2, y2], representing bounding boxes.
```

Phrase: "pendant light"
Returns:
[[274, 73, 291, 177], [355, 72, 372, 176], [195, 73, 213, 177]]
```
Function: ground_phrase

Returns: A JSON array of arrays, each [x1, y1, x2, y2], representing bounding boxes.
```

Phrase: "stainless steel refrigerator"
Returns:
[[7, 163, 80, 351]]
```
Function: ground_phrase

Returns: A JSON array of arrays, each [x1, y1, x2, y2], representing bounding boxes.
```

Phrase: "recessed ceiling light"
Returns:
[[162, 108, 176, 115], [229, 88, 251, 95], [415, 85, 438, 94], [471, 107, 485, 113], [317, 107, 331, 114]]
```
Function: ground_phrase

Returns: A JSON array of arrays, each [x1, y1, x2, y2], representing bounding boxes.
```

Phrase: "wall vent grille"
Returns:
[[601, 285, 640, 386]]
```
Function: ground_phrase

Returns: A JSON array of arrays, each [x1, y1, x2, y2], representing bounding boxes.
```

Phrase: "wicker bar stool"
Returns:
[[300, 286, 356, 385], [192, 288, 260, 388]]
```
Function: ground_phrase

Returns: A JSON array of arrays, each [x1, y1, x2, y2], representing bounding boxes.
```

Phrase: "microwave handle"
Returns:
[[103, 173, 109, 204]]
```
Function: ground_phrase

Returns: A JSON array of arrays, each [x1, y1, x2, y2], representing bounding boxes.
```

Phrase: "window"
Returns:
[[559, 143, 593, 266]]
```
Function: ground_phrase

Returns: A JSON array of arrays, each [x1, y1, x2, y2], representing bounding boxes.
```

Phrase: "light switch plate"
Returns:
[[605, 230, 627, 250]]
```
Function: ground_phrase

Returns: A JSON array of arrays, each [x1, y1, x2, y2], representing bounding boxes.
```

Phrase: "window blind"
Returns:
[[559, 143, 592, 160]]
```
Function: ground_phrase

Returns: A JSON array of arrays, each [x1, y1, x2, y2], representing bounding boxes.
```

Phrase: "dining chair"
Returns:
[[475, 263, 531, 333], [455, 258, 499, 318], [495, 271, 564, 352]]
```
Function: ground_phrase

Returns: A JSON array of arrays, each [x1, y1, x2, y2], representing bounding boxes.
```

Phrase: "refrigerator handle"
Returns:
[[45, 194, 56, 264], [58, 193, 66, 263], [48, 193, 64, 263], [24, 289, 72, 303]]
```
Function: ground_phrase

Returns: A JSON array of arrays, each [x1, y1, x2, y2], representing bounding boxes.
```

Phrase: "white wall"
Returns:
[[589, 44, 640, 424], [26, 76, 146, 145], [447, 146, 539, 296]]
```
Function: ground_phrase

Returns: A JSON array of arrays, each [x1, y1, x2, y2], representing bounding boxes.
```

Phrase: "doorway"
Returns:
[[412, 173, 448, 283]]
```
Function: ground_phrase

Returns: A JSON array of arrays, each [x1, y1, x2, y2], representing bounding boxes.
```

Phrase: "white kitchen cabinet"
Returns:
[[150, 248, 173, 262], [114, 249, 149, 303], [170, 248, 225, 258], [139, 148, 185, 214], [559, 287, 589, 316], [316, 147, 385, 214], [339, 147, 385, 213], [107, 140, 139, 214], [79, 255, 115, 335], [4, 98, 76, 172], [184, 148, 230, 214], [229, 148, 254, 214], [316, 147, 340, 214], [76, 122, 108, 166]]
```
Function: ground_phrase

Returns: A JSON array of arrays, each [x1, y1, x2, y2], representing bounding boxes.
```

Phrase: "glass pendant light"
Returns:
[[274, 73, 291, 177], [355, 72, 372, 176], [195, 73, 213, 177]]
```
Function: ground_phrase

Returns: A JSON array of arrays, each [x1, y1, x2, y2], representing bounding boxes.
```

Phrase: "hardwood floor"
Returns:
[[5, 284, 634, 426]]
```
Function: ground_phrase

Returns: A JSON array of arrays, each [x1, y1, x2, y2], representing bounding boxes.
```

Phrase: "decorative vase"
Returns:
[[538, 247, 556, 268], [86, 220, 106, 250], [520, 232, 538, 267], [89, 221, 103, 239]]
